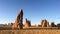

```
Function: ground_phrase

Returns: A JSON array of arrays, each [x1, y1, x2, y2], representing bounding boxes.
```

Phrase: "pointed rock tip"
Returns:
[[20, 9, 23, 12]]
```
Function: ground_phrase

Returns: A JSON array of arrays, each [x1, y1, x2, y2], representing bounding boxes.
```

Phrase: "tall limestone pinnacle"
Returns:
[[12, 9, 23, 29]]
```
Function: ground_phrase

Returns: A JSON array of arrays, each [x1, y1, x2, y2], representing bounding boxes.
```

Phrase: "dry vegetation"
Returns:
[[0, 29, 60, 34]]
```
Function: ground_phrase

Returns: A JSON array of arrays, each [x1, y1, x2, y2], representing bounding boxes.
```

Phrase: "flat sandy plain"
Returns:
[[0, 27, 60, 34]]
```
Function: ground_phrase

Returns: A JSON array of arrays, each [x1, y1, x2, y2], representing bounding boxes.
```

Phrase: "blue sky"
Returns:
[[0, 0, 60, 25]]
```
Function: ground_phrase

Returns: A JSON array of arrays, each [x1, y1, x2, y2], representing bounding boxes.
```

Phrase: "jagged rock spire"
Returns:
[[12, 9, 23, 29]]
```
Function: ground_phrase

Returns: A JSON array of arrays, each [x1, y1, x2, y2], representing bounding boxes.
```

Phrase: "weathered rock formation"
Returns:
[[41, 19, 49, 27], [50, 22, 55, 27], [24, 18, 31, 28], [12, 9, 23, 29], [57, 23, 60, 28]]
